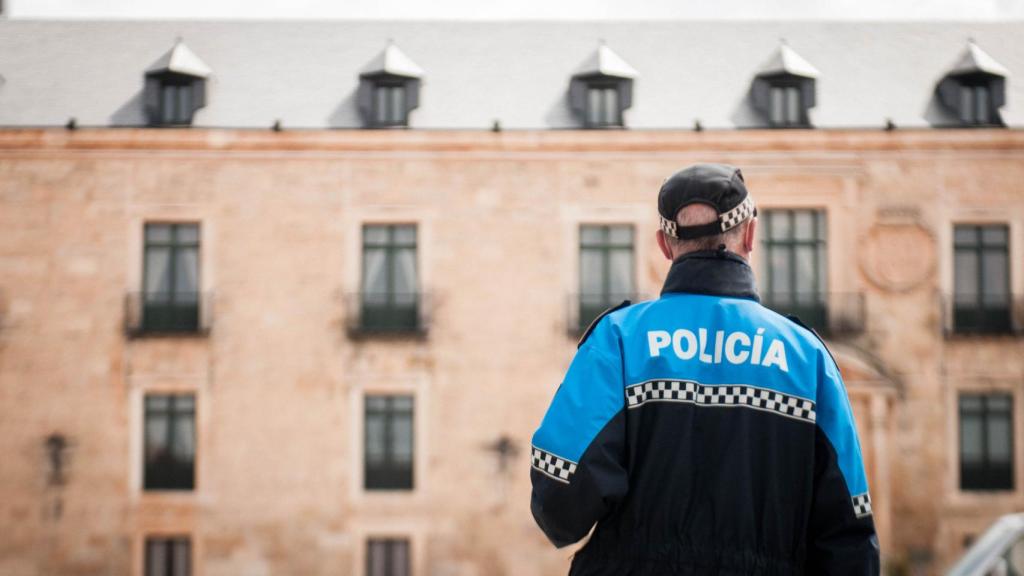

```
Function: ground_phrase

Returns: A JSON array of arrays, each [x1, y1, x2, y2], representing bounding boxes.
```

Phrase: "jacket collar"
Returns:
[[661, 249, 760, 302]]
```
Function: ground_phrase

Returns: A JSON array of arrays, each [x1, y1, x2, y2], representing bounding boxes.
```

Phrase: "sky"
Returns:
[[8, 0, 1024, 20]]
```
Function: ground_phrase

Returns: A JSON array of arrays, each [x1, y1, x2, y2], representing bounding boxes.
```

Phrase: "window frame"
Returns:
[[363, 394, 415, 491], [144, 535, 192, 576], [141, 222, 201, 334], [955, 75, 1000, 127], [766, 78, 808, 128], [370, 80, 409, 128], [359, 224, 421, 333], [959, 392, 1015, 492], [365, 537, 412, 576], [583, 80, 623, 128], [577, 224, 635, 332], [143, 393, 196, 492], [760, 209, 829, 330], [952, 223, 1011, 335]]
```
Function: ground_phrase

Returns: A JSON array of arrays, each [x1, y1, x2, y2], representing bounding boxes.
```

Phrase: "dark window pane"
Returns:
[[578, 225, 635, 331], [959, 393, 1014, 491], [953, 225, 1011, 334], [761, 209, 828, 331], [367, 539, 410, 576], [360, 225, 420, 332], [365, 395, 415, 490], [145, 537, 191, 576], [142, 223, 201, 333], [144, 394, 196, 491]]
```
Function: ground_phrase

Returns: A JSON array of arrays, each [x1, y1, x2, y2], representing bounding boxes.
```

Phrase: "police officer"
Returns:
[[530, 163, 880, 575]]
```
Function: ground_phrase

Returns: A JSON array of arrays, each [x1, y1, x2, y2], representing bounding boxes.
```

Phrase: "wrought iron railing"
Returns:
[[755, 292, 866, 337], [940, 294, 1024, 337], [568, 293, 640, 336], [124, 292, 213, 337], [345, 292, 430, 337]]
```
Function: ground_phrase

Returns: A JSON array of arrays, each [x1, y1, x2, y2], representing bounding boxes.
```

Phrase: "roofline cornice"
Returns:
[[0, 127, 1022, 154]]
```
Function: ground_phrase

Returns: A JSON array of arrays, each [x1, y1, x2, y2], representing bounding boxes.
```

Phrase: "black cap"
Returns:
[[657, 163, 756, 240]]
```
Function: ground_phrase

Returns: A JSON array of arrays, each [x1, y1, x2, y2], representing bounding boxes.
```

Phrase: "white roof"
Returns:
[[948, 40, 1010, 77], [145, 39, 212, 78], [0, 20, 1020, 129], [756, 43, 820, 79], [573, 42, 638, 79], [360, 41, 424, 78]]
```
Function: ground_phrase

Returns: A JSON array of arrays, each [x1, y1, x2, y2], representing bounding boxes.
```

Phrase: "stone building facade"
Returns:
[[1, 128, 1023, 576]]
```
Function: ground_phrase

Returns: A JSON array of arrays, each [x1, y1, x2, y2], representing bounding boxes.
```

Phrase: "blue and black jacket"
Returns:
[[531, 250, 880, 576]]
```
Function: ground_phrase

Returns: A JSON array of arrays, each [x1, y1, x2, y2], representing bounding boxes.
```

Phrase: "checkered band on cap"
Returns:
[[852, 492, 872, 518], [660, 196, 756, 239], [720, 196, 756, 232], [531, 446, 578, 484]]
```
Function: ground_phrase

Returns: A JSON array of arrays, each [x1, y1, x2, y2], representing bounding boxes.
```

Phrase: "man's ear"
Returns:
[[743, 218, 758, 253], [656, 229, 674, 261]]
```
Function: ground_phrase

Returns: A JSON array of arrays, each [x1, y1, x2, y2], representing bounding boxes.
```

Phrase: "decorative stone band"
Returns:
[[625, 379, 817, 424], [531, 446, 578, 484], [659, 196, 757, 240], [852, 492, 873, 518]]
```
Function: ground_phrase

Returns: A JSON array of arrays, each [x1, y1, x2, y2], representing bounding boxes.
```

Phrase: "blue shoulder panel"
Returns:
[[532, 317, 624, 463], [814, 345, 870, 498]]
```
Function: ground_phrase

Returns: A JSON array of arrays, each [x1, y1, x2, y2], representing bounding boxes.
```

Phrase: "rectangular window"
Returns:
[[159, 81, 193, 125], [365, 395, 414, 490], [373, 83, 407, 126], [361, 225, 419, 333], [769, 84, 803, 127], [761, 210, 828, 330], [367, 538, 410, 576], [959, 83, 992, 125], [143, 223, 201, 333], [960, 393, 1014, 491], [586, 85, 621, 127], [144, 394, 196, 491], [145, 537, 191, 576], [579, 225, 635, 333], [953, 224, 1010, 334]]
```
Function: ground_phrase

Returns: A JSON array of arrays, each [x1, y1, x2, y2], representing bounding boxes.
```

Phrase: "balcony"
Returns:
[[761, 293, 866, 337], [941, 295, 1024, 337], [346, 292, 430, 338], [125, 292, 213, 338], [568, 293, 638, 336]]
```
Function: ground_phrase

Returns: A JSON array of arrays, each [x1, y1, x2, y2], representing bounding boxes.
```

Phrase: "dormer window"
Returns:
[[958, 79, 994, 125], [371, 77, 409, 127], [358, 42, 423, 129], [751, 43, 818, 129], [585, 81, 621, 127], [936, 42, 1008, 128], [154, 73, 197, 126], [143, 40, 211, 128], [569, 43, 637, 129], [768, 81, 804, 127]]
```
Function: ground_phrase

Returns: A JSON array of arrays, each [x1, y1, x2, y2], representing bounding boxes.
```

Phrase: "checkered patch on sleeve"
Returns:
[[531, 446, 578, 484], [852, 492, 872, 519], [625, 380, 816, 424]]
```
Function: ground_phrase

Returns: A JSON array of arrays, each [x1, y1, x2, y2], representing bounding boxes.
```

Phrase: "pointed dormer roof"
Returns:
[[757, 42, 819, 79], [146, 39, 212, 78], [360, 41, 424, 79], [948, 40, 1009, 77], [573, 42, 638, 79]]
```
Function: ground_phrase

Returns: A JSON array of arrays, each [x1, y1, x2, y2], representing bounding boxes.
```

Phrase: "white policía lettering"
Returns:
[[673, 329, 697, 359], [698, 328, 713, 363], [761, 339, 789, 372], [645, 327, 789, 373], [648, 330, 671, 356], [725, 331, 751, 364]]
